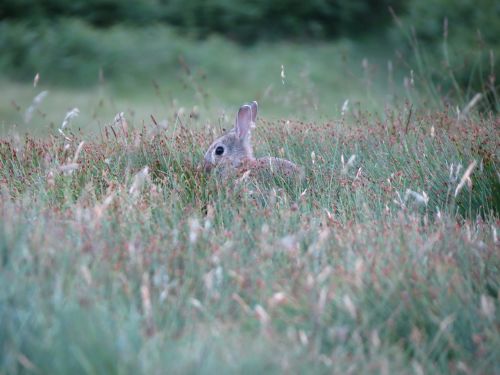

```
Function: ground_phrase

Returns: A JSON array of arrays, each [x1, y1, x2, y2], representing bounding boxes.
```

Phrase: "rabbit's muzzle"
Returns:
[[203, 160, 214, 174]]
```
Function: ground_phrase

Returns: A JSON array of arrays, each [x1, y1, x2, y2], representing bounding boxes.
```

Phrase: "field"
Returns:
[[1, 31, 500, 374]]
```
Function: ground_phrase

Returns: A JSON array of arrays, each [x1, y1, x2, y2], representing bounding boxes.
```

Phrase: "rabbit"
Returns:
[[203, 101, 303, 181]]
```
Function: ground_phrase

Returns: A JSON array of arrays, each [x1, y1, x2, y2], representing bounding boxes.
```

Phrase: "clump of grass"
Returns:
[[0, 99, 498, 374]]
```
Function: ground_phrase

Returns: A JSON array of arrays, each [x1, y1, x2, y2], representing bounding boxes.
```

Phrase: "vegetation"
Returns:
[[1, 0, 497, 112], [391, 0, 499, 111], [1, 0, 398, 41], [0, 0, 499, 373], [0, 89, 499, 373]]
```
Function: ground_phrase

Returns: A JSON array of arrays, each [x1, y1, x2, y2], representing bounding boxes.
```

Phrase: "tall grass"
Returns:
[[1, 12, 499, 372], [0, 96, 498, 373]]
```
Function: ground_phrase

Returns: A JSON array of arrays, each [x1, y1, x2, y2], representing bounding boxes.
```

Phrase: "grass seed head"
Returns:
[[25, 90, 49, 123], [454, 160, 477, 197]]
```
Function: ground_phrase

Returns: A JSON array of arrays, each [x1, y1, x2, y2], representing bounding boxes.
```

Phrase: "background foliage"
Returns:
[[1, 1, 499, 374], [1, 0, 498, 111], [391, 0, 499, 109], [1, 0, 399, 41]]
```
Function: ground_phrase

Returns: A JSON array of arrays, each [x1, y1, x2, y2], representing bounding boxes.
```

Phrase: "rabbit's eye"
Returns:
[[215, 146, 224, 155]]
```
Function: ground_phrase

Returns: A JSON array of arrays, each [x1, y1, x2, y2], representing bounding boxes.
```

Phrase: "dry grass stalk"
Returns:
[[24, 90, 48, 123], [454, 160, 477, 197]]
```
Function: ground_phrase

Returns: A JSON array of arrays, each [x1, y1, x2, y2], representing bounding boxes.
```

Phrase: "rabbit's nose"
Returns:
[[204, 160, 213, 173]]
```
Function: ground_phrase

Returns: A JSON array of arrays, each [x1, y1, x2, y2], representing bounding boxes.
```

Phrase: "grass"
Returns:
[[0, 90, 499, 373], [0, 23, 410, 136], [1, 21, 499, 374]]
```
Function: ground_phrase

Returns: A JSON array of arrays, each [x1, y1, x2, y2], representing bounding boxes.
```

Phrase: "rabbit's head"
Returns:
[[204, 101, 258, 174]]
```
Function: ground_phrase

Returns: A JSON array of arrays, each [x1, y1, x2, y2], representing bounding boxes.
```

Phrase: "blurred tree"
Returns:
[[160, 0, 399, 41], [0, 0, 401, 41]]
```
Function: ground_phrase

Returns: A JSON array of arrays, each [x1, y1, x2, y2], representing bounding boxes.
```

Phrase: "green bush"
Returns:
[[0, 20, 184, 86]]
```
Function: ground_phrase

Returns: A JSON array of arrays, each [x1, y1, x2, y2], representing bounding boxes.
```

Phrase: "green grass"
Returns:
[[0, 93, 499, 373], [1, 23, 408, 136], [1, 22, 499, 374]]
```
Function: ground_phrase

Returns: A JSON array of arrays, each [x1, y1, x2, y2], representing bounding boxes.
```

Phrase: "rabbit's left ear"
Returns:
[[249, 101, 258, 123], [235, 104, 252, 140]]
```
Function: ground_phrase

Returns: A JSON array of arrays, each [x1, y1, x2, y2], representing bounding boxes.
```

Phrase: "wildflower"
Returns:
[[311, 151, 316, 165], [280, 64, 286, 85]]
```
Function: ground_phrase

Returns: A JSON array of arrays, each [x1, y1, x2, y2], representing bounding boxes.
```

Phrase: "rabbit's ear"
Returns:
[[249, 101, 258, 123], [235, 104, 252, 139]]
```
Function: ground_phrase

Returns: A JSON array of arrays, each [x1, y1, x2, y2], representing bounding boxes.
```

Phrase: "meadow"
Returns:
[[1, 21, 499, 375]]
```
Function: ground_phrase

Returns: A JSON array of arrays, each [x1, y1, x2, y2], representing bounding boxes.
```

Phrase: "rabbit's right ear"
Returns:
[[235, 104, 253, 140], [249, 101, 258, 123]]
